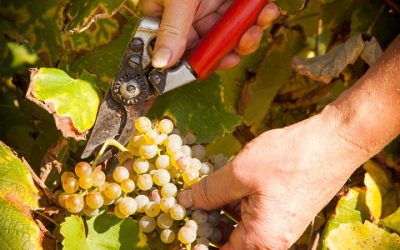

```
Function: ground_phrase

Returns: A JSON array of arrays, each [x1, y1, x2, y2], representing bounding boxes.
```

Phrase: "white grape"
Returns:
[[193, 244, 209, 250], [170, 204, 186, 220], [118, 197, 137, 215], [197, 222, 213, 238], [139, 144, 158, 159], [160, 229, 175, 244], [144, 201, 160, 217], [160, 197, 177, 213], [192, 145, 206, 160], [135, 117, 152, 133], [156, 213, 173, 229], [133, 158, 150, 174], [182, 170, 199, 186], [184, 132, 196, 145], [152, 169, 170, 186], [178, 226, 197, 244], [181, 145, 192, 157], [137, 174, 153, 191], [158, 119, 174, 134], [189, 158, 202, 171], [135, 195, 150, 213], [176, 156, 191, 171], [155, 155, 170, 169], [200, 162, 212, 176], [139, 216, 156, 233], [185, 219, 198, 231], [161, 183, 178, 197], [192, 210, 208, 224]]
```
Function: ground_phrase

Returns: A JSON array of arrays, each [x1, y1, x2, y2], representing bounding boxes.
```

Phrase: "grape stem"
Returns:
[[33, 210, 60, 227], [91, 138, 128, 168]]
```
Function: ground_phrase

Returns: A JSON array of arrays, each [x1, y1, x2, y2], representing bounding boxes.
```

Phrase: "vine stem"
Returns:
[[91, 138, 129, 169], [33, 210, 60, 227]]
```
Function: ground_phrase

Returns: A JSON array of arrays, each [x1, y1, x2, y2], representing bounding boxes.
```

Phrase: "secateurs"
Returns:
[[81, 0, 268, 162]]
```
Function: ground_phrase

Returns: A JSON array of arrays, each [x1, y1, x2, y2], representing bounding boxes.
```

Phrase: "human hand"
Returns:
[[140, 0, 280, 70]]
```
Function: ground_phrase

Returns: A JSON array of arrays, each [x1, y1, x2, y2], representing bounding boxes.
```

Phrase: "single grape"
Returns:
[[178, 226, 197, 244], [58, 192, 70, 208], [85, 191, 104, 209], [137, 174, 153, 191], [185, 220, 198, 231], [65, 194, 84, 214], [157, 213, 173, 229], [181, 145, 192, 157], [182, 170, 199, 186], [176, 157, 191, 171], [112, 166, 130, 183], [152, 169, 171, 186], [160, 229, 175, 244], [135, 195, 150, 213], [120, 178, 135, 193], [170, 204, 186, 220], [160, 197, 177, 213], [207, 211, 220, 226], [135, 117, 152, 133], [83, 207, 99, 217], [133, 158, 150, 174], [158, 119, 174, 134], [91, 170, 106, 187], [200, 162, 212, 176], [139, 144, 158, 159], [149, 189, 161, 203], [171, 128, 181, 135], [170, 152, 184, 168], [193, 244, 209, 250], [161, 183, 178, 198], [209, 228, 222, 244], [102, 194, 114, 205], [165, 134, 182, 154], [189, 158, 202, 172], [197, 222, 213, 238], [184, 132, 196, 145], [131, 134, 146, 147], [192, 145, 206, 160], [75, 162, 92, 177], [144, 129, 159, 144], [155, 155, 170, 169], [209, 153, 228, 169], [192, 210, 208, 224], [103, 183, 122, 200], [139, 215, 156, 233], [61, 171, 75, 183], [114, 205, 128, 219], [118, 197, 137, 215], [79, 175, 93, 189], [197, 237, 210, 246], [62, 177, 79, 194], [144, 202, 160, 217]]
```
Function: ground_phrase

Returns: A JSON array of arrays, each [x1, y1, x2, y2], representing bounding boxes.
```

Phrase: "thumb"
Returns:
[[177, 161, 253, 210], [152, 0, 199, 68]]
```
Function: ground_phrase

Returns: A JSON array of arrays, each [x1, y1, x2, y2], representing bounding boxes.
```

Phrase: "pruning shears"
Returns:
[[81, 0, 267, 162]]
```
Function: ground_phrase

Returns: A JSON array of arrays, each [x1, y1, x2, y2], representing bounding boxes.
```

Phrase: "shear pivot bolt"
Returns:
[[149, 73, 161, 85], [131, 38, 144, 51]]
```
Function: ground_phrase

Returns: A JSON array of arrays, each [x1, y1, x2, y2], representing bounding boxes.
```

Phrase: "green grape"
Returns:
[[144, 201, 160, 217], [62, 177, 79, 194], [135, 195, 150, 213], [207, 211, 220, 226], [184, 132, 196, 145], [152, 169, 170, 186], [79, 175, 93, 189], [182, 170, 199, 186], [192, 210, 208, 224], [192, 145, 206, 160], [137, 174, 153, 191], [61, 171, 75, 183], [161, 183, 177, 197], [118, 197, 137, 215], [160, 229, 175, 244], [91, 170, 106, 187], [65, 194, 84, 214], [156, 213, 173, 229], [114, 205, 128, 219], [112, 166, 130, 183], [139, 144, 158, 159], [135, 117, 152, 133], [155, 155, 170, 169], [58, 192, 70, 208], [83, 207, 99, 217], [197, 222, 213, 238], [103, 183, 122, 200], [178, 226, 197, 244], [75, 161, 92, 177], [170, 204, 186, 220], [120, 178, 135, 193], [158, 119, 174, 134], [85, 191, 104, 209], [133, 158, 150, 174], [139, 215, 156, 233], [160, 197, 176, 213], [185, 220, 198, 231]]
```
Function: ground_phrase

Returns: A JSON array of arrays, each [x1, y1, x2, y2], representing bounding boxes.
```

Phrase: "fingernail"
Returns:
[[269, 4, 280, 19], [152, 48, 171, 68], [177, 190, 193, 208]]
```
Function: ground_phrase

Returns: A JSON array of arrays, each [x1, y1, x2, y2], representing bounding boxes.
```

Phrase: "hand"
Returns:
[[140, 0, 280, 70]]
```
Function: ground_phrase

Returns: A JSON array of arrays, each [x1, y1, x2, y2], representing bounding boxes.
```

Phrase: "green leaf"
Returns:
[[205, 133, 242, 157], [65, 0, 126, 32], [0, 198, 42, 250], [27, 68, 101, 140], [241, 29, 306, 134], [319, 188, 362, 249], [0, 141, 40, 209], [61, 213, 149, 250], [148, 75, 242, 143], [363, 160, 394, 221], [381, 207, 400, 234], [275, 0, 307, 15], [326, 221, 400, 249], [60, 216, 89, 250]]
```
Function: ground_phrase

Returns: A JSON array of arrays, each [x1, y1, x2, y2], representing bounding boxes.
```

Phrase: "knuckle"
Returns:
[[159, 24, 184, 39]]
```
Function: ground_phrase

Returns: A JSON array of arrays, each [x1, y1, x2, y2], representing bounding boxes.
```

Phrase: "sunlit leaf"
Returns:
[[381, 207, 400, 234], [275, 0, 307, 15], [60, 215, 89, 250], [205, 133, 242, 157]]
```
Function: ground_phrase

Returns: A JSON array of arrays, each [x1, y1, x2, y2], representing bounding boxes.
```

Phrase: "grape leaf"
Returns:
[[205, 133, 242, 157], [61, 213, 149, 250], [319, 188, 362, 250], [0, 141, 40, 209], [64, 0, 126, 33], [27, 68, 101, 140], [0, 198, 43, 250], [275, 0, 307, 15], [381, 207, 400, 234], [240, 29, 306, 134], [148, 75, 241, 143], [325, 221, 400, 249]]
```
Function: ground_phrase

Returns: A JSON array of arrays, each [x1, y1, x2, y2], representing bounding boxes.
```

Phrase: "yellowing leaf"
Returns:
[[326, 221, 400, 249], [27, 68, 101, 140], [60, 216, 90, 250], [381, 208, 400, 234], [0, 141, 39, 209]]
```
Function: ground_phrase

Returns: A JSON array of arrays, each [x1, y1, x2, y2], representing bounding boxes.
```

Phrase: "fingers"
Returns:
[[235, 25, 264, 55], [257, 2, 280, 29], [177, 161, 252, 211], [216, 52, 241, 70], [220, 223, 248, 250], [151, 0, 200, 68]]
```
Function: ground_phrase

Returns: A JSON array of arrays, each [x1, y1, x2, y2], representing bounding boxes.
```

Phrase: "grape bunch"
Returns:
[[58, 117, 230, 249]]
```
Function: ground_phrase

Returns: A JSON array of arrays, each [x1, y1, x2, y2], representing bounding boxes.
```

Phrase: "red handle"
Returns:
[[186, 0, 268, 79]]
